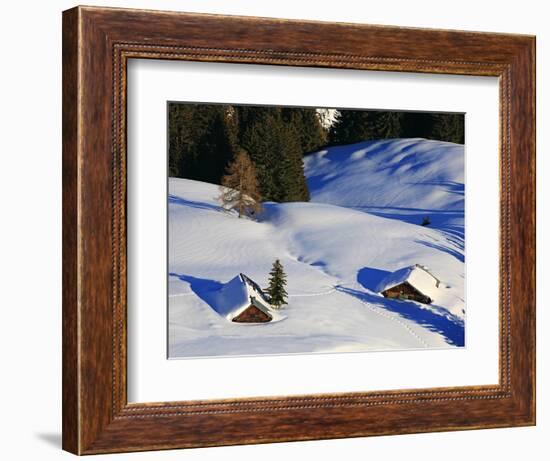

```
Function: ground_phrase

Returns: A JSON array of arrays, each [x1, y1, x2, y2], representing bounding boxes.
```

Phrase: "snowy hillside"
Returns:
[[169, 138, 465, 358], [304, 138, 464, 239]]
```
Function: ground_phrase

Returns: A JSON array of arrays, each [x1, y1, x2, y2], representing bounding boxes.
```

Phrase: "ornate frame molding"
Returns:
[[63, 6, 535, 454]]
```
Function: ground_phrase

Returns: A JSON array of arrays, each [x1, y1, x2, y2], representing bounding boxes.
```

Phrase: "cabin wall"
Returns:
[[382, 282, 432, 304], [232, 305, 272, 323]]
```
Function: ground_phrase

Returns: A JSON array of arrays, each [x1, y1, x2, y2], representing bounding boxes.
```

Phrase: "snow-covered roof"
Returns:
[[376, 264, 441, 301], [209, 274, 285, 322]]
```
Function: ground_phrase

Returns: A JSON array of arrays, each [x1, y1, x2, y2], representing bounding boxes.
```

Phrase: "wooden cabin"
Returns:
[[381, 282, 432, 304], [377, 264, 440, 305], [210, 273, 284, 324], [232, 297, 273, 323]]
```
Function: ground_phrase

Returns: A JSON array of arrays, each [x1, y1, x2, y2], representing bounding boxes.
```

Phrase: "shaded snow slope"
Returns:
[[304, 138, 464, 245]]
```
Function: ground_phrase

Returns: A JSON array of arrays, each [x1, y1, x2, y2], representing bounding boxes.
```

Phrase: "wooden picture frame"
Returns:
[[62, 5, 536, 455]]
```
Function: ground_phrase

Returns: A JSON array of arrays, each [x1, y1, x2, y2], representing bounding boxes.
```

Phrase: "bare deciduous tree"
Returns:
[[218, 150, 263, 218]]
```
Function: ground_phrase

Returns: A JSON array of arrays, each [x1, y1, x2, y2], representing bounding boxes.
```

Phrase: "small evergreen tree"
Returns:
[[218, 150, 262, 218], [267, 259, 288, 308]]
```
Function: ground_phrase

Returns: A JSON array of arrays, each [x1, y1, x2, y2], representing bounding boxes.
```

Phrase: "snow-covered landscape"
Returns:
[[168, 138, 465, 358]]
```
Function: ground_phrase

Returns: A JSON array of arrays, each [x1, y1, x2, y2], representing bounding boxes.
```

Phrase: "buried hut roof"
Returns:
[[376, 264, 441, 301], [209, 273, 285, 322]]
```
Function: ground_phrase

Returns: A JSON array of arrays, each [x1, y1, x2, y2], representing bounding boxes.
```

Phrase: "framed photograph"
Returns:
[[165, 102, 466, 360], [62, 5, 535, 455]]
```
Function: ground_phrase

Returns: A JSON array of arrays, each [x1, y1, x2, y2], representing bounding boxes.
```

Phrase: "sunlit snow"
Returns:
[[169, 138, 465, 358]]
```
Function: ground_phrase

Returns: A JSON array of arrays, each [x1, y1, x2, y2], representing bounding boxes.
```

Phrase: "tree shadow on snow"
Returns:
[[337, 286, 465, 347], [168, 194, 221, 212], [306, 173, 339, 194], [412, 180, 464, 197], [414, 239, 465, 263], [355, 206, 464, 241]]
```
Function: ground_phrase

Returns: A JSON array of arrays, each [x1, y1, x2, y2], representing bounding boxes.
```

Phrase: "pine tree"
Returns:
[[402, 112, 464, 144], [270, 120, 310, 202], [431, 113, 465, 144], [240, 111, 280, 200], [328, 110, 375, 145], [282, 108, 327, 154], [329, 109, 405, 145], [240, 110, 310, 202], [267, 259, 288, 308], [168, 103, 237, 182], [195, 109, 237, 183], [169, 103, 320, 203], [402, 111, 436, 140], [218, 150, 262, 218], [371, 111, 404, 139]]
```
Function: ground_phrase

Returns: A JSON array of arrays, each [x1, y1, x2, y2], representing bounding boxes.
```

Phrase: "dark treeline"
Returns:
[[328, 110, 464, 146], [168, 103, 464, 203], [168, 104, 326, 202]]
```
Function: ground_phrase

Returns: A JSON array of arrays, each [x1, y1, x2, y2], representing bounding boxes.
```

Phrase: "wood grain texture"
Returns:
[[62, 7, 80, 454], [62, 5, 536, 455]]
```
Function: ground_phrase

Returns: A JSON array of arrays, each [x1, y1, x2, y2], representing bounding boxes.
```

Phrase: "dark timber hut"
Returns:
[[232, 296, 272, 323], [376, 264, 441, 305]]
